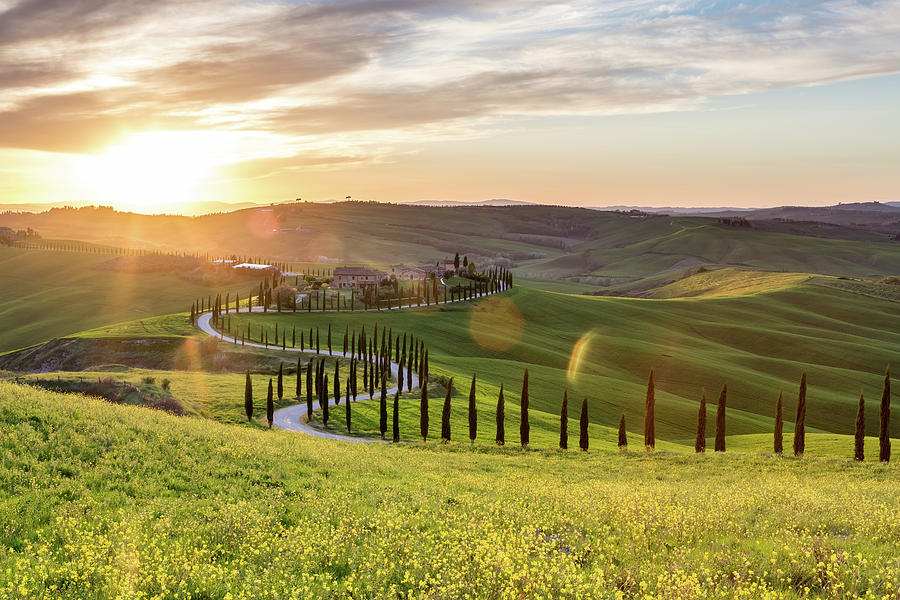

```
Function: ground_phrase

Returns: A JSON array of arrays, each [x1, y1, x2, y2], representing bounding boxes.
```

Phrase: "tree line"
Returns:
[[255, 362, 892, 462]]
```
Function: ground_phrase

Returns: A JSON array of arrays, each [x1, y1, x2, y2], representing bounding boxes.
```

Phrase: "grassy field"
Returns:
[[1, 382, 897, 599], [0, 246, 219, 353], [216, 281, 898, 444]]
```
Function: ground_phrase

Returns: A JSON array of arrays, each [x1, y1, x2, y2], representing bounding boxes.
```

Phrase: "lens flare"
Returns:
[[567, 330, 596, 383], [469, 295, 524, 351]]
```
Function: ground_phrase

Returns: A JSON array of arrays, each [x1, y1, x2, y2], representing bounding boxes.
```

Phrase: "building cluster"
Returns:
[[333, 259, 457, 290]]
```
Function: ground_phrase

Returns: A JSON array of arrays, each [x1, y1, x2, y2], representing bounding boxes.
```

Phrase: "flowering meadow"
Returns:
[[1, 382, 898, 599]]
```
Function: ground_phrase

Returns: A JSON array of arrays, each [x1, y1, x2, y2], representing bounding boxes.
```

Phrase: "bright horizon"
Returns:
[[2, 1, 900, 214]]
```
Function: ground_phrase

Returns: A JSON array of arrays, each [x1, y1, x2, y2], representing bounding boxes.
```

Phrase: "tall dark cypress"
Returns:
[[334, 361, 341, 405], [420, 376, 429, 441], [328, 323, 332, 355], [520, 368, 529, 447], [296, 358, 302, 398], [880, 366, 891, 463], [266, 379, 274, 428], [380, 372, 388, 440], [617, 413, 627, 449], [316, 328, 320, 354], [244, 372, 253, 421], [441, 378, 453, 442], [468, 373, 477, 444], [579, 398, 588, 451], [714, 384, 727, 452], [695, 389, 706, 453], [322, 374, 329, 426], [495, 383, 505, 445], [559, 389, 568, 450], [306, 360, 314, 419], [774, 391, 784, 455], [855, 392, 865, 462], [345, 377, 352, 433], [398, 356, 405, 394], [794, 373, 807, 457], [644, 370, 655, 450], [392, 391, 400, 443], [277, 363, 284, 400]]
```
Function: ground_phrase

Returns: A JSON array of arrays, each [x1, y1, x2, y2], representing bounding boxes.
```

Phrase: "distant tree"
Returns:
[[334, 360, 341, 405], [306, 360, 314, 418], [880, 366, 891, 463], [322, 374, 329, 426], [463, 255, 468, 268], [454, 252, 460, 271], [496, 383, 505, 445], [266, 379, 274, 428], [468, 373, 477, 444], [345, 378, 352, 433], [316, 328, 320, 354], [244, 372, 253, 421], [794, 373, 807, 457], [695, 389, 706, 453], [328, 323, 332, 355], [392, 391, 400, 443], [441, 377, 453, 443], [579, 398, 588, 451], [296, 357, 302, 398], [774, 391, 783, 455], [380, 372, 388, 440], [644, 370, 655, 450], [559, 389, 568, 450], [420, 377, 429, 442], [520, 368, 530, 447], [277, 363, 284, 400], [855, 392, 865, 462], [617, 413, 627, 449], [714, 384, 727, 452]]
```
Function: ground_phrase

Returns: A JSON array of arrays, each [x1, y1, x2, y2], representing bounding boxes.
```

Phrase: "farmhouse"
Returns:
[[333, 266, 386, 289], [389, 265, 429, 281]]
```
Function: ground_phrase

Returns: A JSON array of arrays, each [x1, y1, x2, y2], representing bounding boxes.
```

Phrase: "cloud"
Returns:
[[0, 0, 898, 159]]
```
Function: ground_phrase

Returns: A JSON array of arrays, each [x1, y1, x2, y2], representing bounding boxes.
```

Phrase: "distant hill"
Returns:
[[404, 199, 536, 207], [595, 205, 754, 214]]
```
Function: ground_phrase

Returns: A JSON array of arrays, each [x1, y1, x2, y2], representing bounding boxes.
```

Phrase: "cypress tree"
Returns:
[[380, 372, 388, 440], [292, 325, 296, 348], [398, 356, 405, 394], [855, 392, 865, 462], [306, 360, 314, 419], [468, 373, 477, 444], [794, 373, 807, 457], [345, 377, 352, 433], [322, 374, 329, 426], [520, 368, 529, 447], [774, 391, 784, 455], [617, 413, 627, 449], [277, 363, 284, 400], [266, 379, 274, 428], [644, 370, 655, 450], [420, 376, 429, 441], [334, 369, 340, 407], [714, 384, 726, 452], [316, 328, 320, 354], [880, 366, 891, 462], [559, 389, 568, 450], [244, 372, 253, 421], [441, 377, 453, 442], [328, 323, 332, 355], [695, 389, 706, 453], [296, 357, 302, 398], [392, 391, 400, 443], [495, 383, 505, 445], [334, 360, 340, 405], [579, 397, 588, 451]]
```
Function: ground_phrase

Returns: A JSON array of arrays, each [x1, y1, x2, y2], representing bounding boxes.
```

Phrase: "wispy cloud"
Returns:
[[1, 0, 898, 161]]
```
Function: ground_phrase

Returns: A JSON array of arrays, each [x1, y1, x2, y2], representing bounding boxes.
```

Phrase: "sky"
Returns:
[[1, 0, 899, 213]]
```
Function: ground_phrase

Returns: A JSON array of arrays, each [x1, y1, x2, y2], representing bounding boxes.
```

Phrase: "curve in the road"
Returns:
[[195, 286, 501, 441]]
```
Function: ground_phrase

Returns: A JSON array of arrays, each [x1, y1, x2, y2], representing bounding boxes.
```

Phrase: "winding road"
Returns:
[[195, 285, 499, 442]]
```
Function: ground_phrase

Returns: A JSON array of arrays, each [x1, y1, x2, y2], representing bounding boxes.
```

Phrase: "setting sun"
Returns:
[[76, 131, 224, 214]]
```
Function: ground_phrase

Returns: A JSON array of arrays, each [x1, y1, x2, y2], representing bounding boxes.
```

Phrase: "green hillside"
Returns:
[[0, 246, 219, 353], [195, 280, 897, 442], [1, 382, 897, 599]]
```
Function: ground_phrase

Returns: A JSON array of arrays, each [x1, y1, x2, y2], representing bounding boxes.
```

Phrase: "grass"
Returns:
[[216, 281, 898, 444], [1, 382, 897, 599], [0, 246, 219, 353]]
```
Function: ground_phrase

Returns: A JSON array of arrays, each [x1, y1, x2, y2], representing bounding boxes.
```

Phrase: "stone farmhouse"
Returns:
[[333, 267, 386, 289]]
